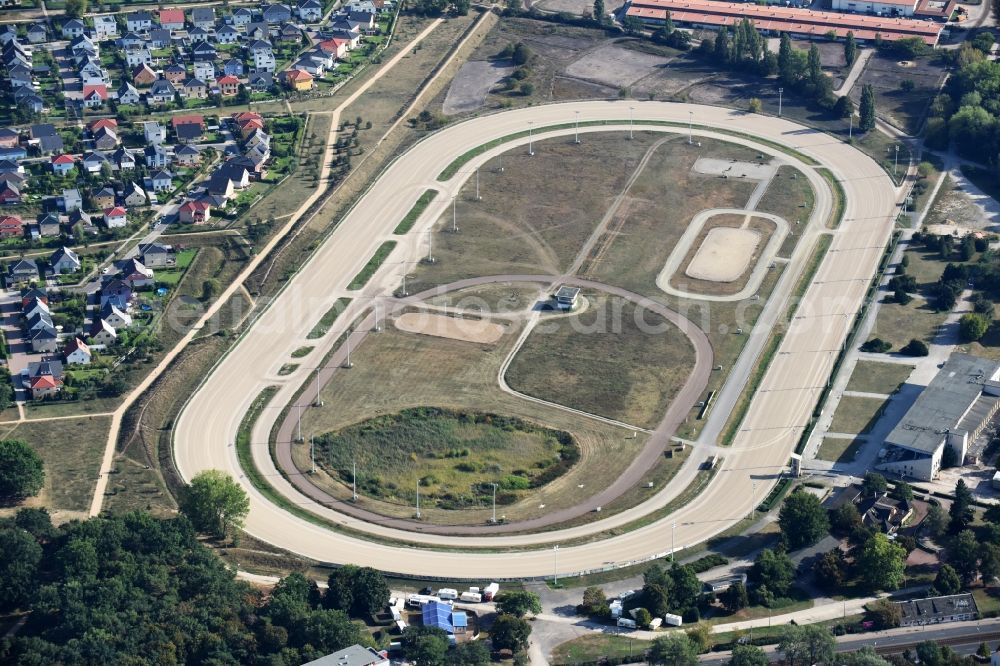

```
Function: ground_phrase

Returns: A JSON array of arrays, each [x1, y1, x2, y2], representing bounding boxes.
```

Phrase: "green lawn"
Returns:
[[829, 397, 888, 435], [348, 241, 396, 290], [306, 297, 352, 339], [845, 361, 912, 395], [394, 190, 438, 235], [816, 437, 865, 464]]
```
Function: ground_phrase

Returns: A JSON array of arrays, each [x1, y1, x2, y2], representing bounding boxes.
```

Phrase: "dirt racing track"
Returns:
[[172, 102, 899, 579]]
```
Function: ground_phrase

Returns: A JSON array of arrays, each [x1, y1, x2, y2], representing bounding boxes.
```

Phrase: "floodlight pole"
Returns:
[[574, 111, 580, 144], [313, 371, 322, 407], [750, 479, 756, 522], [778, 87, 784, 117], [628, 106, 634, 140], [491, 483, 498, 523], [849, 113, 853, 141], [416, 484, 421, 519], [451, 195, 457, 232], [310, 435, 316, 473], [528, 121, 534, 156], [475, 168, 480, 200], [553, 545, 559, 585], [427, 229, 434, 263], [894, 145, 899, 178], [688, 111, 693, 145], [296, 403, 302, 442], [352, 459, 358, 500], [498, 151, 503, 173], [344, 332, 353, 368], [374, 301, 381, 332], [672, 522, 676, 561]]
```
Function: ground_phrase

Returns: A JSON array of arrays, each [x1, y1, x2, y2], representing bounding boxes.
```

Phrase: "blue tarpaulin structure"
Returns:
[[422, 601, 454, 634]]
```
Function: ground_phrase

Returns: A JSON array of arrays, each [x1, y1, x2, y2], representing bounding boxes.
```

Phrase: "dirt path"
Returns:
[[87, 18, 448, 518], [269, 273, 712, 536]]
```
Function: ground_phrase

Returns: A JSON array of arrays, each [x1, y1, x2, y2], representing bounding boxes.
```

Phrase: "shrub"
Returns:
[[901, 339, 929, 356], [860, 338, 892, 353]]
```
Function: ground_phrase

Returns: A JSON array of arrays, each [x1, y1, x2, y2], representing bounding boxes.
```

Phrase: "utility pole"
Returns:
[[426, 229, 434, 263], [490, 483, 498, 523], [416, 484, 421, 519], [553, 545, 559, 586], [628, 106, 634, 140], [313, 371, 323, 407], [574, 110, 580, 144], [672, 522, 676, 561], [894, 145, 899, 179], [475, 168, 480, 200], [343, 331, 353, 368], [498, 151, 503, 173], [451, 195, 458, 233], [310, 435, 316, 473], [778, 87, 784, 117], [352, 459, 358, 500], [374, 301, 381, 332], [528, 121, 534, 156], [687, 111, 693, 145]]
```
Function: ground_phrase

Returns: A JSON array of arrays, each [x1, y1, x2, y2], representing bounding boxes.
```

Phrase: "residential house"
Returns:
[[190, 40, 217, 62], [179, 200, 211, 223], [217, 74, 240, 96], [346, 0, 381, 13], [0, 127, 18, 149], [138, 242, 175, 267], [51, 154, 74, 175], [125, 10, 154, 33], [17, 93, 44, 115], [26, 24, 47, 44], [20, 287, 47, 308], [193, 60, 215, 81], [62, 188, 82, 212], [123, 182, 147, 207], [118, 82, 141, 105], [100, 303, 133, 328], [103, 206, 128, 228], [61, 18, 86, 39], [223, 58, 244, 77], [150, 28, 173, 49], [116, 257, 154, 288], [82, 151, 112, 174], [206, 172, 234, 198], [148, 79, 177, 105], [216, 24, 240, 44], [22, 297, 49, 322], [298, 0, 323, 21], [81, 84, 109, 108], [119, 32, 145, 50], [50, 246, 81, 274], [0, 214, 23, 238], [93, 126, 118, 151], [187, 26, 212, 43], [78, 58, 108, 85], [24, 313, 53, 337], [232, 7, 254, 27], [345, 10, 376, 29], [318, 37, 349, 59], [124, 48, 153, 68], [173, 114, 205, 132], [0, 145, 26, 161], [190, 7, 216, 30], [93, 186, 116, 209], [27, 326, 58, 355], [89, 117, 117, 134], [279, 22, 303, 42], [29, 124, 62, 154], [164, 63, 187, 84], [174, 144, 201, 166], [176, 122, 205, 144], [36, 213, 60, 237], [99, 279, 132, 310], [262, 3, 292, 23], [181, 77, 208, 99], [93, 15, 118, 41], [68, 34, 97, 57], [144, 145, 171, 169], [88, 318, 117, 346], [143, 121, 167, 145], [248, 40, 276, 72], [64, 338, 92, 365], [7, 258, 38, 285], [249, 71, 273, 91], [0, 159, 23, 175], [8, 64, 32, 89], [25, 361, 63, 396], [283, 69, 313, 92], [0, 183, 21, 205], [159, 8, 186, 31], [68, 209, 95, 235], [245, 21, 270, 40], [132, 63, 157, 86]]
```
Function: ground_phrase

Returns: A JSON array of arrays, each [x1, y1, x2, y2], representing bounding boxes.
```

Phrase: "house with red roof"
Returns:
[[172, 115, 205, 129], [103, 206, 128, 228], [159, 8, 186, 30], [88, 118, 118, 133], [0, 183, 21, 205], [283, 69, 313, 92], [132, 63, 157, 87], [82, 85, 109, 108], [25, 361, 64, 399], [217, 74, 240, 96], [318, 37, 350, 59], [64, 338, 92, 365], [178, 200, 211, 224], [0, 215, 23, 238], [51, 154, 75, 175]]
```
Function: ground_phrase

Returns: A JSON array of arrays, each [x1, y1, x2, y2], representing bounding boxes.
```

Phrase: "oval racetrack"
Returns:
[[173, 101, 899, 578]]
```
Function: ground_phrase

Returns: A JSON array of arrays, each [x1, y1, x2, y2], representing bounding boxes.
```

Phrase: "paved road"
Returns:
[[172, 101, 899, 578]]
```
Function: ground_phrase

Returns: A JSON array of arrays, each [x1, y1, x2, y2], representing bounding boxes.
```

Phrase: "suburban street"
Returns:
[[167, 100, 901, 578]]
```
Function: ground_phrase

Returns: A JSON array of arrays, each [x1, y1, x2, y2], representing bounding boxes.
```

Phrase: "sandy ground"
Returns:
[[563, 43, 667, 88], [533, 0, 626, 15], [686, 227, 762, 282], [442, 60, 514, 116], [394, 312, 505, 344], [693, 158, 774, 180]]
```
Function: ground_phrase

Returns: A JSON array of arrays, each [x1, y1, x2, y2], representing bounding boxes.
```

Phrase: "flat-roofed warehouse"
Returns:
[[878, 353, 1000, 481], [624, 0, 944, 45]]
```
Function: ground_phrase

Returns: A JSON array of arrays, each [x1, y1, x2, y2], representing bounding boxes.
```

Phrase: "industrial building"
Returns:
[[301, 645, 389, 666], [831, 0, 956, 20], [879, 353, 1000, 481], [624, 0, 945, 45], [894, 594, 979, 627]]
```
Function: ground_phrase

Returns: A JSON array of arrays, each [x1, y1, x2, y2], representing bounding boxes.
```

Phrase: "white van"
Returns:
[[437, 588, 458, 600], [460, 591, 483, 603], [617, 617, 637, 629]]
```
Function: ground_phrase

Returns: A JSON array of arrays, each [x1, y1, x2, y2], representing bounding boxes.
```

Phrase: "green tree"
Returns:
[[858, 533, 907, 591], [949, 529, 982, 584], [933, 563, 963, 595], [686, 622, 713, 653], [402, 625, 449, 666], [648, 634, 698, 666], [960, 313, 990, 341], [348, 567, 390, 618], [859, 83, 877, 132], [495, 590, 541, 618], [512, 42, 532, 66], [895, 481, 914, 501], [949, 479, 975, 534], [593, 0, 605, 22], [448, 640, 490, 665], [748, 97, 763, 114], [901, 338, 929, 356], [778, 625, 835, 666], [581, 586, 607, 615], [778, 33, 795, 84], [830, 502, 863, 535], [813, 549, 846, 590], [916, 640, 944, 666], [840, 646, 892, 666], [729, 644, 769, 666], [670, 563, 702, 613], [867, 598, 902, 629], [721, 580, 748, 612], [65, 0, 87, 17], [862, 472, 888, 497], [178, 469, 250, 539], [779, 491, 830, 549], [925, 503, 948, 538], [634, 607, 653, 628], [490, 613, 531, 653], [807, 43, 823, 85], [622, 15, 644, 34], [749, 548, 795, 598], [202, 278, 220, 301], [845, 31, 858, 65], [0, 440, 44, 499], [0, 528, 42, 611], [834, 94, 855, 119]]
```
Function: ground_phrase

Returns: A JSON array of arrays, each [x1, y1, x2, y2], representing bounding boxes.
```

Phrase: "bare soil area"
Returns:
[[394, 312, 506, 344]]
